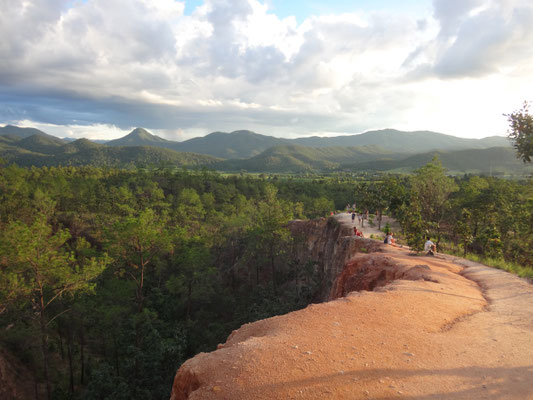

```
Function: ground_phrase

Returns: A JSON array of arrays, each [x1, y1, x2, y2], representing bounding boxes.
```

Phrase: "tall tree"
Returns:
[[166, 235, 214, 322], [403, 157, 457, 249], [355, 181, 390, 229], [507, 101, 533, 163], [246, 185, 293, 291], [0, 215, 108, 399], [175, 188, 206, 235], [106, 209, 172, 313]]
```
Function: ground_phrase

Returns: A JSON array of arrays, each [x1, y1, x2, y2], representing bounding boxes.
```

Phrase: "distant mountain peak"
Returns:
[[62, 138, 103, 154], [73, 138, 101, 145], [0, 124, 57, 140], [129, 127, 153, 138], [230, 130, 260, 135], [106, 127, 170, 147]]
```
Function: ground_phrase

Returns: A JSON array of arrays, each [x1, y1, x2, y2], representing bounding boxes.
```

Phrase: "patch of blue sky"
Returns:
[[65, 0, 88, 9], [184, 0, 432, 22], [184, 0, 205, 15], [268, 0, 432, 21]]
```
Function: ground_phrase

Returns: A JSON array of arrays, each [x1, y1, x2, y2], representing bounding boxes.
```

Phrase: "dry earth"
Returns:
[[171, 215, 533, 400]]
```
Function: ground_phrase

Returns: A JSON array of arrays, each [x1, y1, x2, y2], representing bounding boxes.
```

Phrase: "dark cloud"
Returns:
[[0, 82, 346, 138]]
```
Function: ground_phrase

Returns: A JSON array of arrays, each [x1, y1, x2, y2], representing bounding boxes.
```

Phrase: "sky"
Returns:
[[1, 0, 532, 141]]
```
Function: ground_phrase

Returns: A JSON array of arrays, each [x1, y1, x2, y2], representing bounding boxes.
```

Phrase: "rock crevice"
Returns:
[[288, 217, 384, 301]]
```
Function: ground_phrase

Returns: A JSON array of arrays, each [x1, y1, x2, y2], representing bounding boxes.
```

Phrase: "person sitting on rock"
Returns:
[[385, 232, 395, 246], [424, 236, 436, 255], [354, 227, 364, 238]]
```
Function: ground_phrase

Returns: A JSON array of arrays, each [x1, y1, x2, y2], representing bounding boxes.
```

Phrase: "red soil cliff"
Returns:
[[170, 216, 533, 399]]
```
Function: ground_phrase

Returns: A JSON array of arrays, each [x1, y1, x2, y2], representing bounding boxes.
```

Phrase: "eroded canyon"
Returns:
[[171, 215, 533, 399]]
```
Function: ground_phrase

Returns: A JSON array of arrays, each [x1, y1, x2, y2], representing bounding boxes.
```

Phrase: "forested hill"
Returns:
[[0, 124, 59, 140], [173, 130, 291, 159], [343, 146, 533, 175], [0, 125, 519, 173], [106, 127, 175, 148], [292, 129, 509, 152], [0, 135, 220, 167], [167, 128, 510, 158], [2, 125, 511, 159], [215, 145, 398, 172], [213, 144, 531, 175]]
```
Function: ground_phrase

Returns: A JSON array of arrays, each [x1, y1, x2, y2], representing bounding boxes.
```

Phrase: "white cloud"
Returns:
[[13, 120, 132, 140], [408, 0, 533, 78], [1, 0, 532, 140]]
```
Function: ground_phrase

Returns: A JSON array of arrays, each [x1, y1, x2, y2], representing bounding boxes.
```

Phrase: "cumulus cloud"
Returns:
[[13, 119, 132, 140], [406, 0, 533, 78], [0, 0, 532, 140]]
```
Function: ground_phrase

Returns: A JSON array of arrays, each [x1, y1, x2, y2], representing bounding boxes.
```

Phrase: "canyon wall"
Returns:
[[287, 217, 383, 301], [169, 216, 533, 400]]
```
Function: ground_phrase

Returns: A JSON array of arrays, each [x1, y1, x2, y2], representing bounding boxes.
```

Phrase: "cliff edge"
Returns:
[[170, 215, 533, 399]]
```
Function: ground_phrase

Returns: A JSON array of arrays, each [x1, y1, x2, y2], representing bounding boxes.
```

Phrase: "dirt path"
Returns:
[[171, 216, 533, 400]]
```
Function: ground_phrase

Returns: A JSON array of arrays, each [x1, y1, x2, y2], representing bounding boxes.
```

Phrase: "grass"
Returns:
[[439, 244, 533, 280], [372, 226, 532, 280], [384, 237, 533, 280], [461, 253, 533, 280]]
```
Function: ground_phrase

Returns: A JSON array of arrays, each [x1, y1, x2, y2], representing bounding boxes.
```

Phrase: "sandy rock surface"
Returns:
[[170, 215, 533, 400]]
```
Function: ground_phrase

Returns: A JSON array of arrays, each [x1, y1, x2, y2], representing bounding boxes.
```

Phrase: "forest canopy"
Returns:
[[0, 163, 531, 399]]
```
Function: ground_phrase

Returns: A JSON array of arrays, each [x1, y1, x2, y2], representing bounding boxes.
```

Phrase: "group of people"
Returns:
[[346, 207, 437, 256], [354, 227, 437, 256], [350, 210, 369, 227], [384, 232, 436, 255]]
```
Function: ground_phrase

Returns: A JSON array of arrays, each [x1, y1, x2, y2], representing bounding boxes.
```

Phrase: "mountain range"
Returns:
[[0, 125, 58, 140], [1, 124, 529, 175], [93, 127, 510, 159], [0, 130, 219, 168], [215, 145, 399, 172]]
